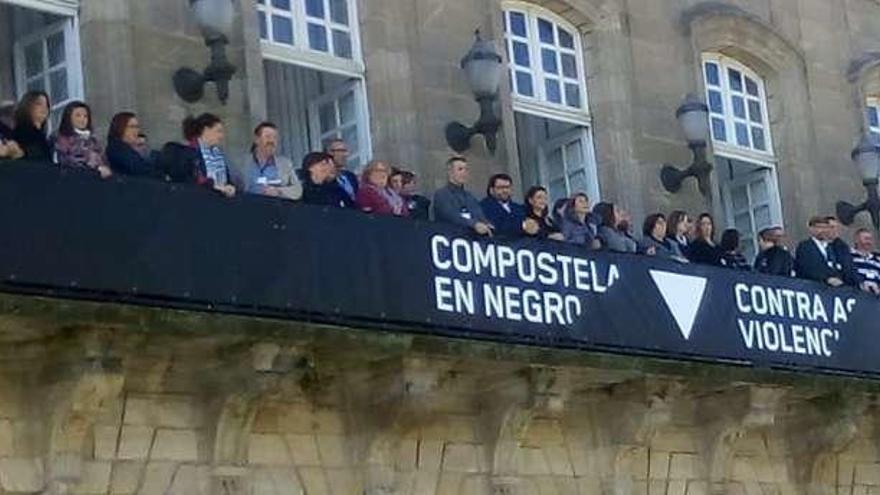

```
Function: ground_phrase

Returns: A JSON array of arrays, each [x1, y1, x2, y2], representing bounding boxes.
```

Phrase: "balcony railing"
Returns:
[[0, 161, 878, 378]]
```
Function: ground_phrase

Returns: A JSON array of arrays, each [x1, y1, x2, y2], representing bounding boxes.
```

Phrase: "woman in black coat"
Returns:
[[11, 91, 52, 161], [106, 112, 158, 177], [688, 213, 723, 266]]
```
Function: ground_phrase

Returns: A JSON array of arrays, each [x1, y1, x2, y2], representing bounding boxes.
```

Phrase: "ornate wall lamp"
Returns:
[[836, 134, 880, 229], [445, 31, 504, 154], [173, 0, 238, 104], [660, 94, 714, 196]]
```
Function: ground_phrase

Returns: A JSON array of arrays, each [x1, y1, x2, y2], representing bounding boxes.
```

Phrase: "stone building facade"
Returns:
[[1, 0, 880, 494]]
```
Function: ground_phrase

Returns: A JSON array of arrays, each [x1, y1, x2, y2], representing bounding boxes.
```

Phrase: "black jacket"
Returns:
[[480, 197, 526, 238], [795, 238, 859, 286], [754, 246, 794, 277], [302, 178, 349, 207], [405, 194, 431, 221], [12, 123, 51, 161], [107, 137, 157, 177], [688, 239, 722, 266]]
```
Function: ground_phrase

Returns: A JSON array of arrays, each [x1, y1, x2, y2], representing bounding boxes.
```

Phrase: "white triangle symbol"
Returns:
[[649, 270, 708, 340]]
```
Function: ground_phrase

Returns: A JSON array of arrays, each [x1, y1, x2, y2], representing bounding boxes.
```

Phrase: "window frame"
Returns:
[[502, 1, 591, 126], [868, 96, 880, 139], [257, 0, 365, 78], [702, 53, 776, 165], [1, 0, 77, 16], [12, 15, 84, 129], [307, 79, 372, 170]]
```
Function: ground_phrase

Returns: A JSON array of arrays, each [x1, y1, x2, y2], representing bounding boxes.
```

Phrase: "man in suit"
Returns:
[[324, 138, 359, 208], [753, 226, 794, 277], [795, 216, 858, 287], [480, 173, 526, 238]]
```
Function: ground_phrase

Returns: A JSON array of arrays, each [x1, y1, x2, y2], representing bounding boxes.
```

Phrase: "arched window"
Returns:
[[502, 2, 599, 203], [868, 97, 880, 139], [702, 54, 782, 260], [255, 0, 371, 169]]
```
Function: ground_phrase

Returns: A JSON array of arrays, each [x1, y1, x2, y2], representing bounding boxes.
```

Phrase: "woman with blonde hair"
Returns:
[[355, 160, 408, 216]]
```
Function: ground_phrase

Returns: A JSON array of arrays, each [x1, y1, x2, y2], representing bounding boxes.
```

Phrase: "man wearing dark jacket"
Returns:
[[433, 156, 493, 236], [795, 216, 858, 287], [480, 173, 526, 238], [302, 152, 348, 207], [325, 138, 358, 208], [753, 227, 794, 277]]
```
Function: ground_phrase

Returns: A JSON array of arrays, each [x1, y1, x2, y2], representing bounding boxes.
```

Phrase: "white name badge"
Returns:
[[460, 211, 473, 220]]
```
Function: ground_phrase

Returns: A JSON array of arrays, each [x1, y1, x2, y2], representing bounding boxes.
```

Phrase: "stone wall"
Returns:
[[1, 293, 880, 495]]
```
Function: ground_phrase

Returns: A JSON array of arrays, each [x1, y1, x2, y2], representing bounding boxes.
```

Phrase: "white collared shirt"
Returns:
[[812, 237, 829, 259]]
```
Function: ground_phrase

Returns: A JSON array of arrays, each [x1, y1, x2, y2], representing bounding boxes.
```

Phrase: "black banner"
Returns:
[[1, 162, 879, 376]]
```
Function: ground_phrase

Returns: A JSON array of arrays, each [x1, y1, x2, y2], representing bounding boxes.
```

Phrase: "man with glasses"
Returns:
[[480, 173, 525, 238], [324, 138, 358, 208]]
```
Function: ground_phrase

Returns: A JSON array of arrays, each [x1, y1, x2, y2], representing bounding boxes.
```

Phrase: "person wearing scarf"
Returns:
[[54, 101, 112, 179], [355, 160, 409, 217]]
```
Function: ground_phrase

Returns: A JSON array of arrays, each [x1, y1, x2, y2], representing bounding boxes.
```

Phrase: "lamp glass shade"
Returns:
[[192, 0, 235, 39], [676, 95, 710, 144], [854, 134, 880, 183], [464, 57, 503, 99]]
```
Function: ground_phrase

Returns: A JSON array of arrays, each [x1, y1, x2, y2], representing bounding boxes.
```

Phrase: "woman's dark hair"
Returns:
[[697, 212, 715, 241], [593, 202, 616, 228], [57, 101, 92, 136], [720, 228, 741, 252], [642, 213, 666, 238], [301, 151, 333, 171], [182, 113, 223, 141], [108, 112, 137, 141], [13, 90, 50, 131], [667, 210, 688, 238], [565, 193, 589, 220], [525, 186, 548, 217]]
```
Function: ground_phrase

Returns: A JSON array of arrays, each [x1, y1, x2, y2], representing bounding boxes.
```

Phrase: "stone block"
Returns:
[[418, 439, 445, 471], [545, 445, 575, 476], [285, 434, 321, 466], [312, 410, 345, 434], [0, 457, 44, 493], [316, 434, 348, 467], [124, 395, 202, 428], [435, 472, 465, 495], [150, 429, 198, 462], [686, 480, 708, 495], [251, 468, 303, 495], [667, 479, 687, 495], [248, 434, 293, 466], [72, 461, 112, 495], [396, 438, 419, 471], [442, 443, 482, 473], [94, 425, 120, 460], [649, 451, 670, 479], [109, 461, 143, 495], [0, 419, 12, 456], [326, 467, 360, 494], [668, 453, 700, 480], [524, 419, 566, 445], [618, 447, 649, 479], [412, 470, 441, 495], [166, 465, 210, 495], [117, 425, 153, 460], [517, 446, 551, 475], [298, 466, 330, 495], [139, 462, 176, 495], [856, 463, 880, 486]]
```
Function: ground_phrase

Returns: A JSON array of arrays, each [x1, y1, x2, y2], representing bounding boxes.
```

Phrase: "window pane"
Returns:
[[332, 30, 352, 58], [728, 68, 743, 92], [515, 71, 534, 97], [751, 127, 766, 151], [749, 178, 770, 204], [27, 78, 45, 92], [308, 24, 328, 51], [549, 180, 566, 202], [745, 77, 759, 97], [564, 83, 580, 108], [512, 41, 530, 67], [754, 205, 772, 228], [49, 69, 68, 102], [305, 0, 324, 18], [541, 48, 558, 74], [734, 212, 752, 236], [319, 102, 336, 133], [509, 12, 527, 37], [708, 90, 723, 113], [342, 125, 358, 155], [560, 53, 577, 78], [272, 16, 294, 44], [565, 139, 584, 165], [538, 19, 554, 44], [558, 28, 574, 49], [711, 117, 726, 141], [271, 0, 290, 8], [547, 148, 564, 179], [732, 95, 745, 119], [869, 107, 879, 127], [24, 42, 43, 78], [339, 91, 356, 124], [704, 62, 720, 86], [258, 12, 268, 39], [545, 79, 561, 104], [46, 31, 65, 67], [568, 170, 587, 196], [748, 100, 762, 123], [732, 187, 748, 212], [329, 0, 349, 25], [735, 122, 749, 146]]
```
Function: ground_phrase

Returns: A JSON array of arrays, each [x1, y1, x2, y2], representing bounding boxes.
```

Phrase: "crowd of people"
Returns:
[[1, 90, 880, 296]]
